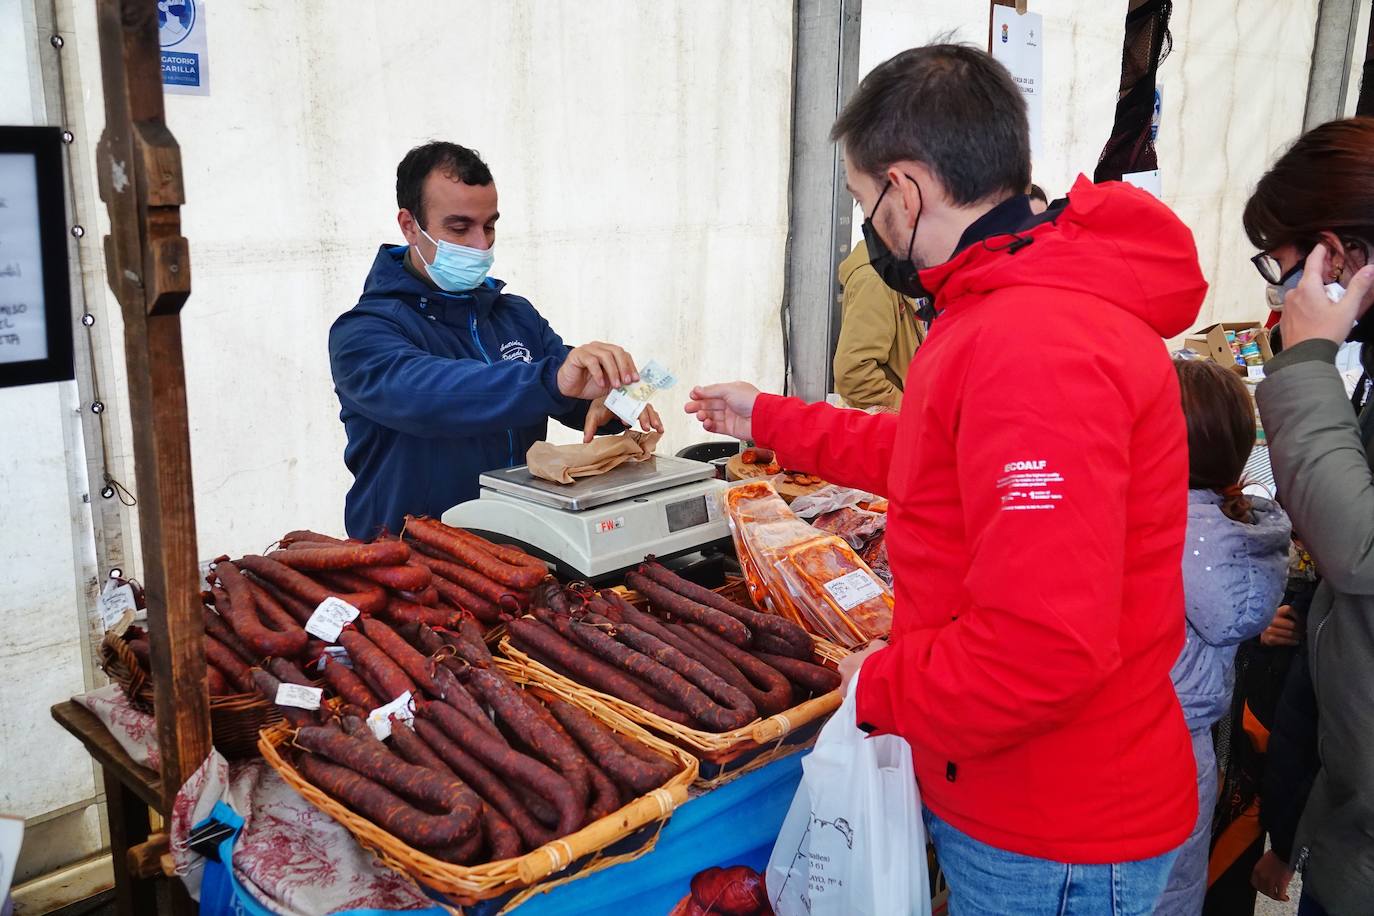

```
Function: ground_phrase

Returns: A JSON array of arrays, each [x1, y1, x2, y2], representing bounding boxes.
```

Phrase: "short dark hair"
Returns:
[[1175, 358, 1256, 523], [831, 44, 1031, 207], [1243, 117, 1374, 253], [396, 142, 493, 227]]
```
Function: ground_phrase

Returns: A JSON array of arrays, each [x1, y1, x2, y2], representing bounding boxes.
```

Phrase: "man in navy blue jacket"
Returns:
[[330, 142, 660, 538]]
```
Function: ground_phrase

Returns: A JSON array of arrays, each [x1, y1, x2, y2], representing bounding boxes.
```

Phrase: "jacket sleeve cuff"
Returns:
[[540, 357, 582, 415], [1265, 338, 1340, 375], [853, 645, 898, 736], [751, 393, 800, 451]]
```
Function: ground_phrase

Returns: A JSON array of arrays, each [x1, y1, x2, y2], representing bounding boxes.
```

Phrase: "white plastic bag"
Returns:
[[766, 672, 930, 916]]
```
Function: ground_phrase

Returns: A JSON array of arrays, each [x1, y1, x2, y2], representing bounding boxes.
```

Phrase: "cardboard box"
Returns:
[[1182, 322, 1273, 375]]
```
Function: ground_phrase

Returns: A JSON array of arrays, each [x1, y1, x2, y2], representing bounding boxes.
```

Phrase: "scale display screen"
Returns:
[[665, 494, 709, 533]]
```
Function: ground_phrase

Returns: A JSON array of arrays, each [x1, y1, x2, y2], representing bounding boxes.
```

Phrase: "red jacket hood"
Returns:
[[920, 176, 1207, 339]]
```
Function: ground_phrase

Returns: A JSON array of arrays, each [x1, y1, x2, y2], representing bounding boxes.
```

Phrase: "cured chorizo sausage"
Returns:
[[202, 606, 258, 665], [338, 630, 416, 702], [753, 651, 841, 695], [352, 562, 433, 593], [624, 571, 751, 648], [214, 561, 309, 658], [266, 656, 314, 688], [407, 550, 502, 622], [413, 716, 555, 850], [431, 665, 503, 740], [204, 634, 254, 693], [546, 698, 671, 795], [359, 618, 439, 695], [682, 623, 793, 717], [380, 596, 458, 629], [418, 698, 583, 837], [250, 667, 315, 728], [267, 541, 410, 570], [243, 575, 316, 625], [207, 665, 232, 697], [395, 585, 441, 606], [506, 616, 692, 726], [640, 560, 812, 658], [405, 516, 545, 590], [409, 543, 525, 607], [320, 656, 382, 711], [295, 753, 476, 849], [464, 668, 590, 808], [237, 555, 386, 616]]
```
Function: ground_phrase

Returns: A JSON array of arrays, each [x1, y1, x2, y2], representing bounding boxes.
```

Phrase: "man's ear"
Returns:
[[888, 167, 926, 230], [398, 208, 420, 246]]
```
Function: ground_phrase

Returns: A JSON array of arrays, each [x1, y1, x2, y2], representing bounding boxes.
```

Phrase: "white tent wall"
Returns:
[[60, 0, 795, 562], [0, 0, 105, 884]]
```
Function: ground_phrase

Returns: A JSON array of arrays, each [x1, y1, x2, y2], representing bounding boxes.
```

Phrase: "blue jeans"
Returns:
[[925, 808, 1179, 916]]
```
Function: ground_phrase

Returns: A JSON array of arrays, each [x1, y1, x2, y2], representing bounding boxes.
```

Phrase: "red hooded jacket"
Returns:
[[753, 178, 1205, 863]]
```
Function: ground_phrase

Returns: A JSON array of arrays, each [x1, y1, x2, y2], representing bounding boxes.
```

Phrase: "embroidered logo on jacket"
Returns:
[[500, 340, 532, 363]]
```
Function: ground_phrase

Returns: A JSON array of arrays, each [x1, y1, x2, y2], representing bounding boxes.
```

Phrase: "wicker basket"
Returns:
[[98, 629, 284, 759], [258, 659, 697, 910]]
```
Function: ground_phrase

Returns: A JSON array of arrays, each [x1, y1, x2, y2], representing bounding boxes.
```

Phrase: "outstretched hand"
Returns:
[[683, 382, 761, 442]]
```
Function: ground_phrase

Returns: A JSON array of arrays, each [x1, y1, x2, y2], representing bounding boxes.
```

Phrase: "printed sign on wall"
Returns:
[[990, 7, 1044, 166], [160, 0, 210, 96]]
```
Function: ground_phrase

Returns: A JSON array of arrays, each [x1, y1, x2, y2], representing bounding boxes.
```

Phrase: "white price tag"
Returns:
[[366, 691, 415, 741], [274, 683, 323, 710], [822, 569, 883, 611], [315, 645, 352, 672], [305, 596, 360, 643], [1246, 365, 1266, 380], [98, 583, 138, 631]]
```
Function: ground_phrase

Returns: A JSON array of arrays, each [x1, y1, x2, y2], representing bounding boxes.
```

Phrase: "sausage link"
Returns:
[[266, 656, 314, 688], [419, 698, 583, 836], [465, 668, 590, 809], [405, 516, 545, 590], [214, 561, 309, 658], [407, 550, 503, 622], [624, 571, 751, 648], [237, 555, 386, 615], [587, 612, 757, 729], [506, 616, 692, 726], [640, 560, 812, 658], [566, 614, 753, 732], [530, 604, 690, 712], [409, 543, 525, 607], [396, 585, 440, 606], [514, 693, 619, 817], [249, 667, 315, 728], [320, 656, 382, 710], [295, 752, 477, 849], [546, 698, 670, 794], [381, 597, 458, 630], [681, 623, 793, 717], [413, 716, 555, 849], [278, 530, 347, 547], [338, 630, 416, 702], [244, 574, 316, 625], [267, 541, 410, 570], [204, 633, 254, 693], [610, 732, 681, 783], [753, 651, 842, 695], [207, 664, 232, 696], [353, 562, 433, 593], [432, 665, 504, 740], [202, 606, 258, 665], [359, 618, 439, 695], [247, 581, 310, 645], [755, 632, 810, 658]]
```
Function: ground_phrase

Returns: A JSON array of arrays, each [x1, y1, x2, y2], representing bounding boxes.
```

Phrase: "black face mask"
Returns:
[[861, 178, 930, 304]]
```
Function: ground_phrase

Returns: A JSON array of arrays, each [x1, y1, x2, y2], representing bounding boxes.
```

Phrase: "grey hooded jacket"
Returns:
[[1172, 490, 1290, 731], [1257, 337, 1374, 914]]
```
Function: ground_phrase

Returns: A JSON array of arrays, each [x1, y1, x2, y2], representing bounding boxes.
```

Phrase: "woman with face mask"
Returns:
[[1244, 117, 1374, 916]]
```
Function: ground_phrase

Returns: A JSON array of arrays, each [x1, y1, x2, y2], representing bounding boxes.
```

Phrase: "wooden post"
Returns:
[[93, 0, 209, 818]]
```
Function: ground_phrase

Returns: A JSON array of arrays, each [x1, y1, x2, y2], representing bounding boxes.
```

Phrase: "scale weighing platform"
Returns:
[[443, 454, 733, 580]]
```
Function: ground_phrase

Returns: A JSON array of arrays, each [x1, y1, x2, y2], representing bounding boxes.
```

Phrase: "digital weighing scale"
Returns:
[[442, 454, 732, 579]]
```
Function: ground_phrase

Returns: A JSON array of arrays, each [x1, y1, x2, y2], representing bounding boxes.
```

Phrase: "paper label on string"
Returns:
[[315, 645, 352, 671], [99, 583, 138, 631], [274, 683, 323, 710], [822, 569, 882, 611], [605, 359, 677, 426], [366, 691, 415, 741], [306, 596, 359, 642]]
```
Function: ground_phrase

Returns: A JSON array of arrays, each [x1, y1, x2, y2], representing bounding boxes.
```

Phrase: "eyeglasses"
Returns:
[[1252, 238, 1372, 285], [1250, 252, 1300, 286]]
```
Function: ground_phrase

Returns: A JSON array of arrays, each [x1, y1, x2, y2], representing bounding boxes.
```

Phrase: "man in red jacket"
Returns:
[[688, 45, 1205, 914]]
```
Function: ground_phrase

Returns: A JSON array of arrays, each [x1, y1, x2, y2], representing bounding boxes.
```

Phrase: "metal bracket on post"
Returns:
[[93, 0, 209, 825]]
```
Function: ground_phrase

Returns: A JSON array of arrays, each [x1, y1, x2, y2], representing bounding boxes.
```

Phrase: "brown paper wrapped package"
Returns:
[[526, 430, 664, 484]]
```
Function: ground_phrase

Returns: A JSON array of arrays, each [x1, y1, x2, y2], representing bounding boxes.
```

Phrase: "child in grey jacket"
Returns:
[[1155, 360, 1291, 916]]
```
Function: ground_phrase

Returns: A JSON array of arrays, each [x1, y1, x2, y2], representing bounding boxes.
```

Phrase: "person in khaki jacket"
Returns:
[[833, 238, 925, 410]]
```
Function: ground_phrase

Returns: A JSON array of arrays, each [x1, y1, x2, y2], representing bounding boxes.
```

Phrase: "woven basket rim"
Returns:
[[257, 662, 696, 902]]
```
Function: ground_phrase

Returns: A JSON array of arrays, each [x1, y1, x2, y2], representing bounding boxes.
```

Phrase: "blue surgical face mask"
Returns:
[[415, 227, 494, 291]]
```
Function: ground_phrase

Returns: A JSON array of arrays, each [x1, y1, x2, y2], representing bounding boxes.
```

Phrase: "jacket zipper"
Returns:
[[468, 312, 518, 467], [1310, 608, 1330, 685]]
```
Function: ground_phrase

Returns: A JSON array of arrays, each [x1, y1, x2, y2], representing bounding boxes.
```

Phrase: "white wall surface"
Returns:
[[61, 0, 794, 560], [0, 0, 104, 882]]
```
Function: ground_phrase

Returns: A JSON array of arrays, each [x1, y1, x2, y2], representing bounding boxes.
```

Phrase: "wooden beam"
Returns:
[[92, 0, 209, 819]]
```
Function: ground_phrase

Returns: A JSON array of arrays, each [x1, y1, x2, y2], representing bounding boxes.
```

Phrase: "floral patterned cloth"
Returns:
[[73, 687, 441, 913]]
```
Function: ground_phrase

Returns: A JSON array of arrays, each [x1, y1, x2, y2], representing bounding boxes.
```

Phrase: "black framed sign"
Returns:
[[0, 126, 73, 388]]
